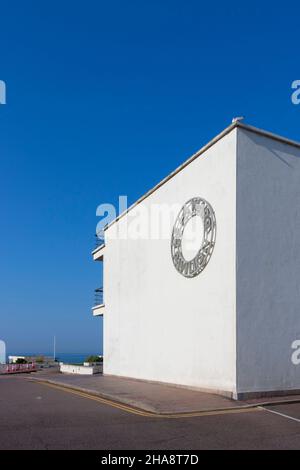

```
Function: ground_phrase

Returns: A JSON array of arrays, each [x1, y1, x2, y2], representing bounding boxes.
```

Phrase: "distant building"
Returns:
[[8, 356, 26, 364], [92, 121, 300, 399]]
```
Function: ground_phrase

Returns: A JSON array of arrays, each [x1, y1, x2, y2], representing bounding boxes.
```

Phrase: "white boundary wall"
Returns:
[[60, 364, 102, 375]]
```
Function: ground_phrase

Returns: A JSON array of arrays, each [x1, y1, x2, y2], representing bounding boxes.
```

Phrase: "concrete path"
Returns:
[[28, 370, 300, 415], [29, 370, 247, 413]]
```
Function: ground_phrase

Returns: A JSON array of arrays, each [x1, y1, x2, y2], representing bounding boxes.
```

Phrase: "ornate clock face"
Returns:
[[171, 197, 216, 278]]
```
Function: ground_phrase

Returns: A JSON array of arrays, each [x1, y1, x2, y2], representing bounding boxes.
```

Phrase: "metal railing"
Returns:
[[94, 287, 104, 306]]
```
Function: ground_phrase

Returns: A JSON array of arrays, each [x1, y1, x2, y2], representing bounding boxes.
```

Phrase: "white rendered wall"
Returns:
[[60, 364, 102, 375], [236, 128, 300, 395], [104, 129, 237, 393]]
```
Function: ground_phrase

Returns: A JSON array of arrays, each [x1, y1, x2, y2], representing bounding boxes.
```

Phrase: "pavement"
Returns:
[[29, 369, 300, 415], [2, 374, 300, 449], [29, 369, 245, 414]]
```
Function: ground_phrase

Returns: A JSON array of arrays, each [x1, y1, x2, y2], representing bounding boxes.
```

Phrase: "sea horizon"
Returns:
[[6, 352, 103, 364]]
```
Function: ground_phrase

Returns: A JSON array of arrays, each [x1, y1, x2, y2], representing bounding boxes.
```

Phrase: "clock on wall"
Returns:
[[171, 197, 216, 278]]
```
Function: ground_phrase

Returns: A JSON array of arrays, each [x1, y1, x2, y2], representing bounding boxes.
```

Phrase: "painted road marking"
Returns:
[[33, 380, 261, 419], [259, 406, 300, 424]]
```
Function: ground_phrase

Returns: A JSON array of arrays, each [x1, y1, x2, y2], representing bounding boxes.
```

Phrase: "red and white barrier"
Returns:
[[2, 363, 37, 374]]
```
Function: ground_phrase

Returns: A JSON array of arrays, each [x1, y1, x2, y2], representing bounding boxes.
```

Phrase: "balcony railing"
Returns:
[[94, 287, 104, 306], [94, 232, 105, 249]]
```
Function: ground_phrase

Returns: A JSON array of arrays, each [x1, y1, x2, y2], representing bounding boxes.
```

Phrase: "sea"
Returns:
[[6, 352, 102, 364]]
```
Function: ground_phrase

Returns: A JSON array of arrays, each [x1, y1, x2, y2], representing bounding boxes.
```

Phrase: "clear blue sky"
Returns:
[[1, 1, 299, 353]]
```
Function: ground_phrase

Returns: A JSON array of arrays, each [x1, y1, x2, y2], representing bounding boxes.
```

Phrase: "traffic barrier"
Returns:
[[0, 362, 37, 374]]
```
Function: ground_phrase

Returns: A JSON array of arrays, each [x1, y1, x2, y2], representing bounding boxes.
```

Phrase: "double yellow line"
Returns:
[[34, 380, 261, 419]]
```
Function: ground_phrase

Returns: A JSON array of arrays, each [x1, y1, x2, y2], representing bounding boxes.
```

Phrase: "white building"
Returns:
[[8, 356, 25, 364], [92, 121, 300, 399]]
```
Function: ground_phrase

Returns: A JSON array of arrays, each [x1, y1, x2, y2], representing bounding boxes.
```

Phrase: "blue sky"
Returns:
[[1, 1, 299, 353]]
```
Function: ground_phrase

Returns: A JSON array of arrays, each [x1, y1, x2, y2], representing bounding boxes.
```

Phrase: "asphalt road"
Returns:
[[1, 375, 300, 450]]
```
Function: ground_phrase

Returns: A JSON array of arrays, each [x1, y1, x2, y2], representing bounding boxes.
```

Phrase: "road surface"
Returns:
[[1, 375, 300, 449]]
